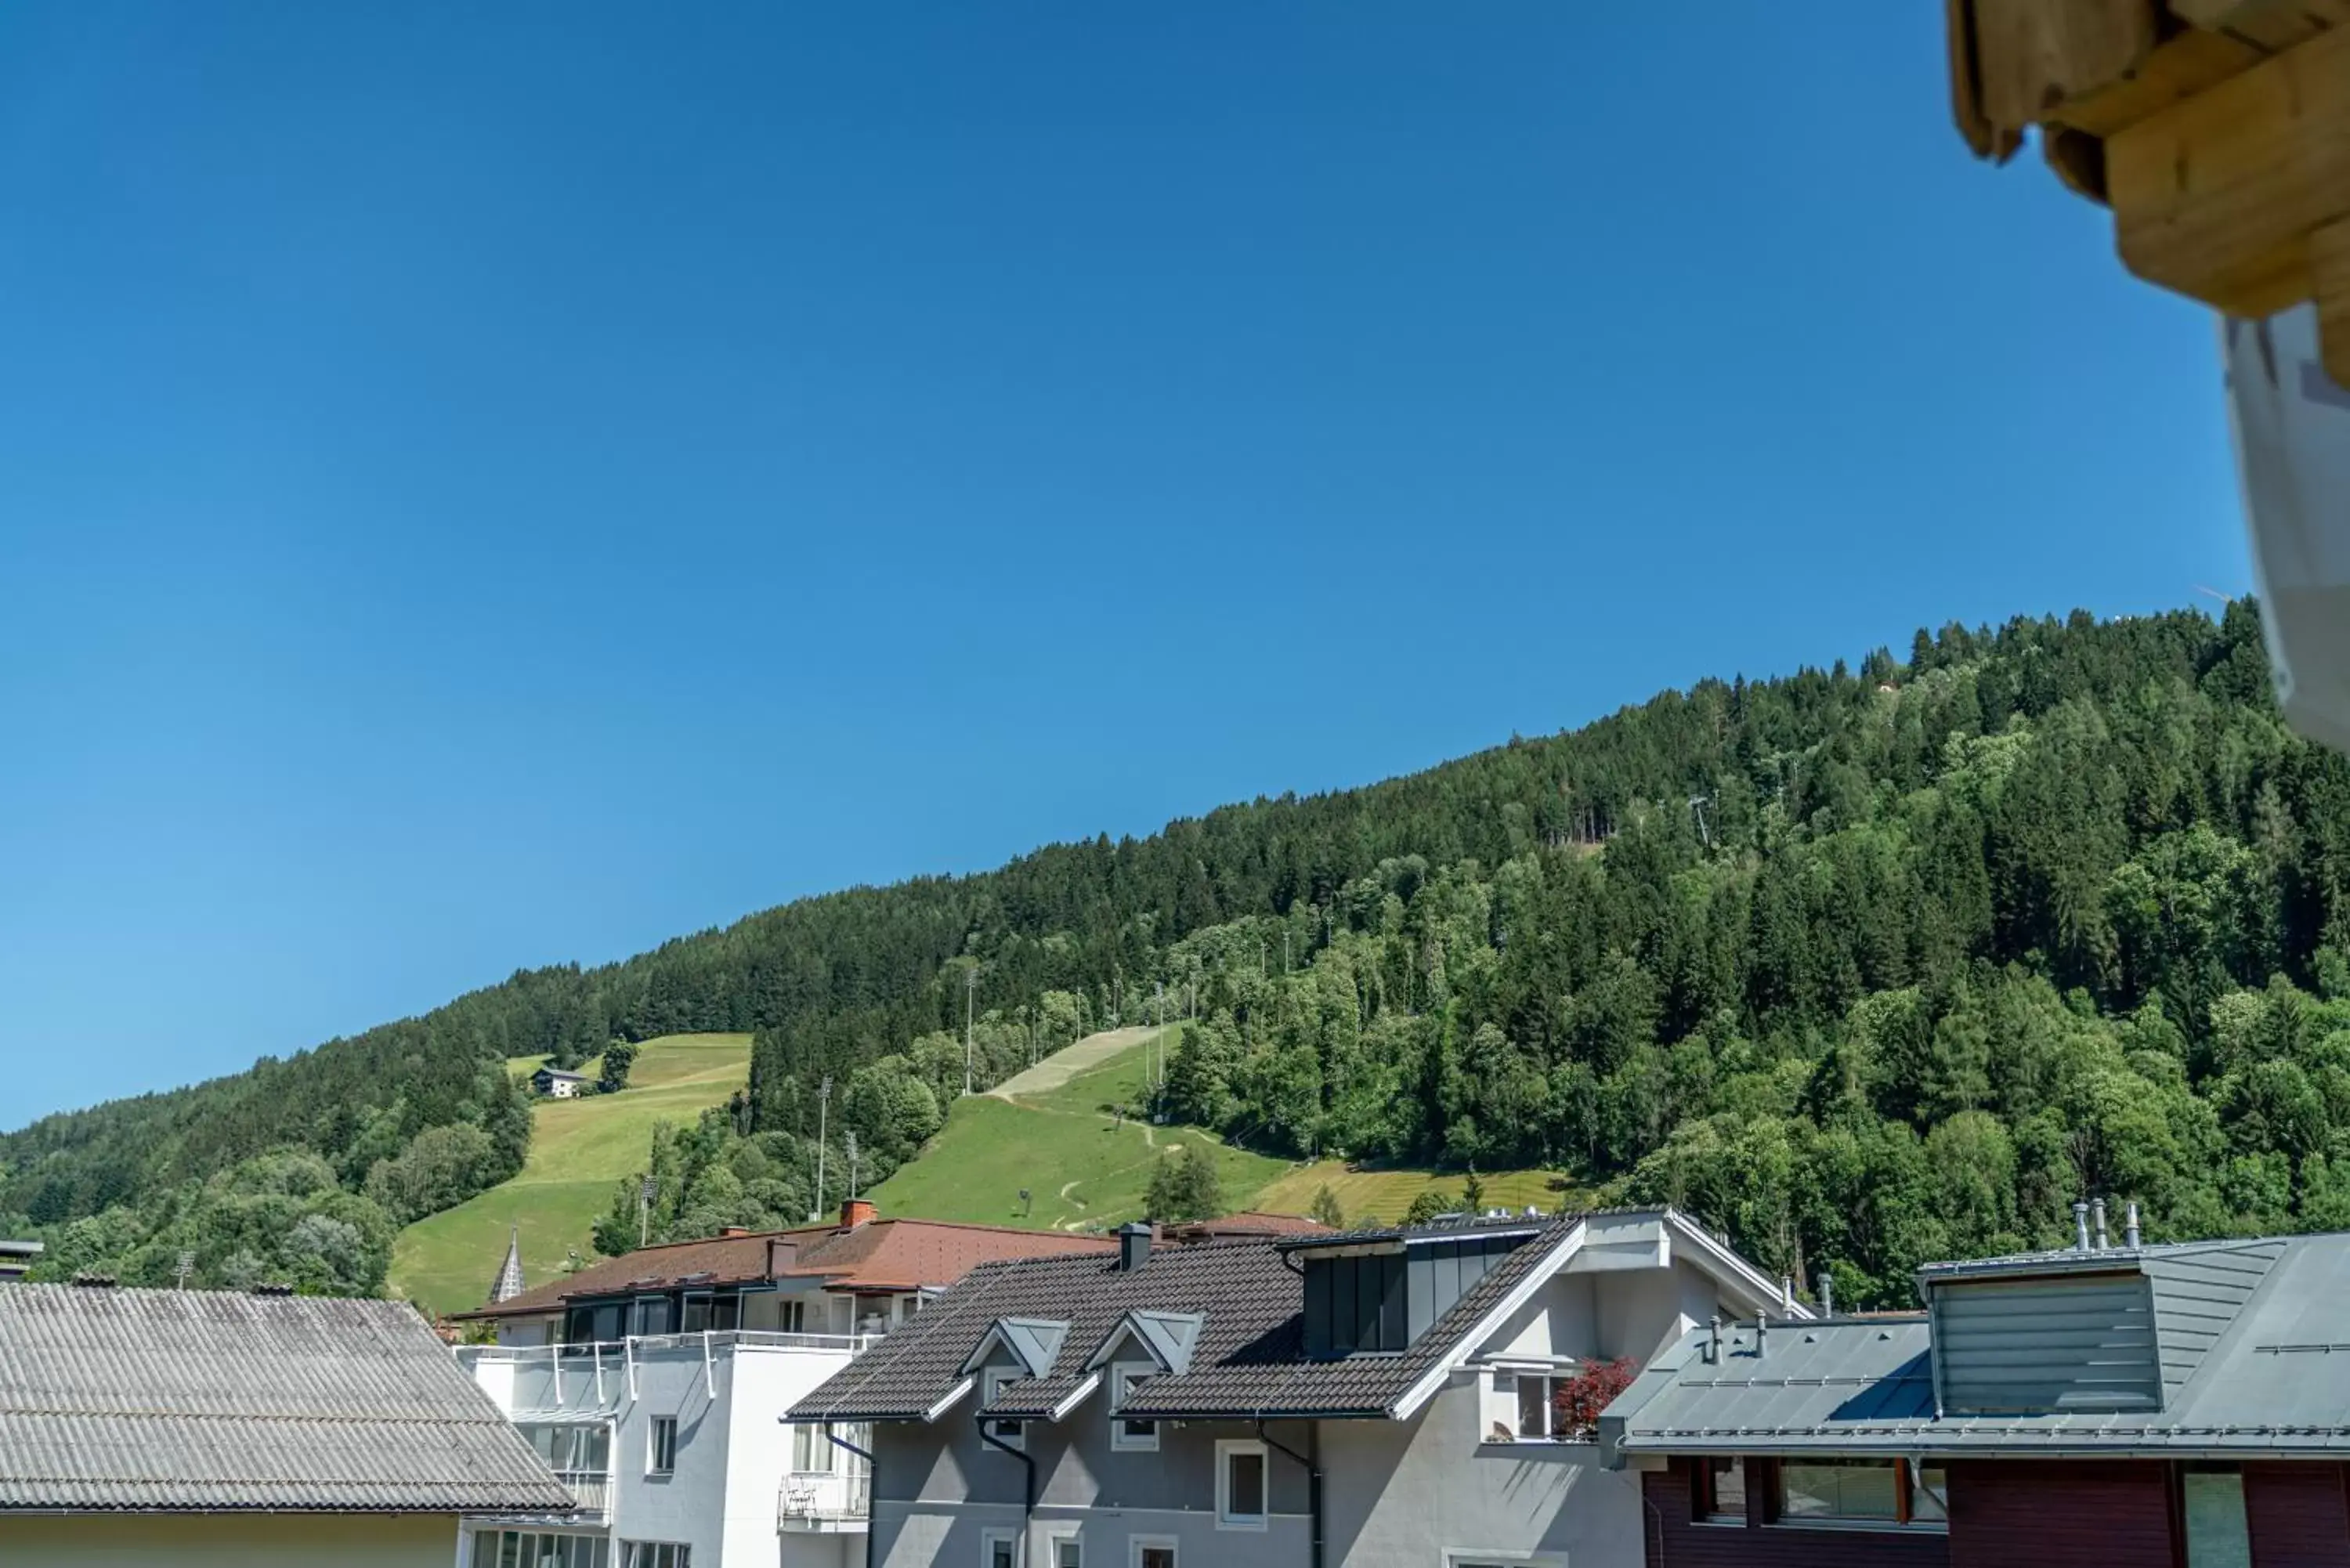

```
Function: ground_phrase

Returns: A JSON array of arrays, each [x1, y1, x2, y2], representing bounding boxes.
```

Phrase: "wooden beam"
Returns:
[[2106, 23, 2350, 316], [1972, 0, 2163, 132], [2170, 0, 2350, 52], [2310, 216, 2350, 389], [2055, 26, 2265, 135]]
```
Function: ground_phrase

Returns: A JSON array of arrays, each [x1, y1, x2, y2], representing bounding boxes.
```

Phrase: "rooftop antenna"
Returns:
[[964, 965, 977, 1097], [844, 1129, 860, 1201]]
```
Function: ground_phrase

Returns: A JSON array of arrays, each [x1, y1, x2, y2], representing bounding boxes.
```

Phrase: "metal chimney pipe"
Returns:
[[1781, 1275, 1794, 1313], [1754, 1316, 1768, 1360], [1819, 1270, 1835, 1317], [2073, 1201, 2092, 1253], [2125, 1201, 2142, 1250], [2092, 1198, 2110, 1250], [1704, 1315, 1720, 1365]]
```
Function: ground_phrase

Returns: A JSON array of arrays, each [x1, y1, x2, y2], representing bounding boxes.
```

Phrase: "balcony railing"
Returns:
[[778, 1468, 871, 1528], [460, 1329, 877, 1366]]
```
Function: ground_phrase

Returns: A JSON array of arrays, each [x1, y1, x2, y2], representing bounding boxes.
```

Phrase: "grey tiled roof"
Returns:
[[1272, 1216, 1549, 1252], [1609, 1230, 2350, 1457], [790, 1217, 1584, 1424], [0, 1284, 576, 1513]]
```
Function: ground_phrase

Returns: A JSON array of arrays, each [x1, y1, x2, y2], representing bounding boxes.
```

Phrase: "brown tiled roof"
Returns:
[[788, 1216, 1585, 1424], [450, 1219, 1113, 1321]]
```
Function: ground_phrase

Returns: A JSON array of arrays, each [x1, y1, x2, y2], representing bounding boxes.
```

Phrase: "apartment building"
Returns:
[[786, 1206, 1797, 1568], [452, 1202, 1115, 1568]]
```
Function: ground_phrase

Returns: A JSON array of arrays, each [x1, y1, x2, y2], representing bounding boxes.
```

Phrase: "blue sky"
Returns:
[[0, 4, 2246, 1125]]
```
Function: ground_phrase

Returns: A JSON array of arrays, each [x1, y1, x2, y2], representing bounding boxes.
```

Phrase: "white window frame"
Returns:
[[647, 1415, 678, 1476], [1215, 1438, 1271, 1531], [1128, 1536, 1178, 1568], [621, 1545, 692, 1568], [1040, 1525, 1082, 1568], [1108, 1360, 1159, 1452], [982, 1367, 1025, 1451], [979, 1526, 1023, 1568]]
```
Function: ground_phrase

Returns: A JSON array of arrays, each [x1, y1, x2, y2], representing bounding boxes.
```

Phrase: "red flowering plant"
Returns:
[[1549, 1357, 1639, 1440]]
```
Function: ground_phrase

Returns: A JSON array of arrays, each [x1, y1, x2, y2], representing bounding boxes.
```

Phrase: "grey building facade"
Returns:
[[792, 1208, 1799, 1568]]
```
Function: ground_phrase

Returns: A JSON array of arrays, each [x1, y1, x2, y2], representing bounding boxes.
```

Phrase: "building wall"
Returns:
[[465, 1335, 862, 1567], [1637, 1459, 1948, 1568], [5, 1512, 461, 1566], [1321, 1376, 1643, 1568], [1947, 1460, 2172, 1568], [2246, 1463, 2350, 1568], [873, 1499, 1307, 1568]]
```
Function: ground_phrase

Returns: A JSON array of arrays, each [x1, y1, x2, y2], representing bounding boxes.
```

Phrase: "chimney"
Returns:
[[838, 1198, 876, 1231], [1818, 1270, 1835, 1318], [2073, 1200, 2092, 1253], [2092, 1198, 2110, 1251], [1753, 1314, 1768, 1360], [2124, 1201, 2142, 1250], [1780, 1275, 1794, 1313], [767, 1237, 800, 1280], [1702, 1315, 1721, 1365], [1116, 1221, 1152, 1274]]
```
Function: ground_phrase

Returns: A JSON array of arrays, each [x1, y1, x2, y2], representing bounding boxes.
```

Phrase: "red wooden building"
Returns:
[[1600, 1219, 2350, 1567]]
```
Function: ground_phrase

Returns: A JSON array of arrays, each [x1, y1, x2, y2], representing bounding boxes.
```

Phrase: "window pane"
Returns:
[[1227, 1451, 1266, 1518], [1704, 1455, 1745, 1521], [1779, 1463, 1837, 1519], [989, 1538, 1016, 1568], [1056, 1541, 1081, 1568], [1141, 1549, 1176, 1568], [2185, 1469, 2251, 1568], [1782, 1461, 1898, 1522], [500, 1534, 522, 1568], [1911, 1462, 1948, 1523], [1517, 1376, 1549, 1438]]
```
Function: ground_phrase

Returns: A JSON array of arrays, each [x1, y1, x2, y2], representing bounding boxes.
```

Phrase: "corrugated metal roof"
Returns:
[[0, 1284, 576, 1513], [1611, 1230, 2350, 1458]]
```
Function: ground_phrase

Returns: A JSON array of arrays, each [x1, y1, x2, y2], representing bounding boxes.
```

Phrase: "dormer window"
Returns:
[[982, 1367, 1025, 1450], [1109, 1361, 1158, 1452]]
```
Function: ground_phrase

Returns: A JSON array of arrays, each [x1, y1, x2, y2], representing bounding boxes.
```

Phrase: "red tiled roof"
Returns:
[[449, 1217, 1113, 1321]]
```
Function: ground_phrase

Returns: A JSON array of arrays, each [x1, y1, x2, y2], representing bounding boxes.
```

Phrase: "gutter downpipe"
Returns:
[[1256, 1419, 1323, 1568], [977, 1417, 1036, 1548], [822, 1425, 880, 1568]]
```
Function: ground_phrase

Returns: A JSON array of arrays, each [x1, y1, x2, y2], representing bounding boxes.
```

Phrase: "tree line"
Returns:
[[13, 602, 2348, 1307]]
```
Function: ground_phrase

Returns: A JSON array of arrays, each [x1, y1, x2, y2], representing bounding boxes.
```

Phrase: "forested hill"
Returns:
[[13, 603, 2350, 1307]]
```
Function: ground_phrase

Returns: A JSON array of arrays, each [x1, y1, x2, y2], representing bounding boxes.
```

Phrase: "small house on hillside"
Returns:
[[531, 1066, 588, 1099], [0, 1279, 571, 1566]]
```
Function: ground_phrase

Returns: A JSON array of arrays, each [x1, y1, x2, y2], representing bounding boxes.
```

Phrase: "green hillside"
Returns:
[[390, 1033, 750, 1316], [864, 1027, 1292, 1229]]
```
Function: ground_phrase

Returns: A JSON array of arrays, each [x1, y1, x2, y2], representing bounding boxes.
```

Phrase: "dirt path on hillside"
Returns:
[[985, 1025, 1169, 1100]]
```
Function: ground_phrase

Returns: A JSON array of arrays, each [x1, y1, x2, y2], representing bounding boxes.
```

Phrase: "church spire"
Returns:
[[489, 1226, 526, 1304]]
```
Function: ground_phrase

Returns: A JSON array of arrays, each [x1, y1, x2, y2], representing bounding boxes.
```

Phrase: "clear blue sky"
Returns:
[[0, 4, 2247, 1125]]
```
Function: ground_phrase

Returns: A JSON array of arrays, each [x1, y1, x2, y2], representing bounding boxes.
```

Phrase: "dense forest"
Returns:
[[13, 604, 2350, 1308]]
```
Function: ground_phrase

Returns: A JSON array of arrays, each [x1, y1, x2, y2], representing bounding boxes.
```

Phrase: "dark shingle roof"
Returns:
[[790, 1216, 1585, 1424], [0, 1284, 575, 1513]]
